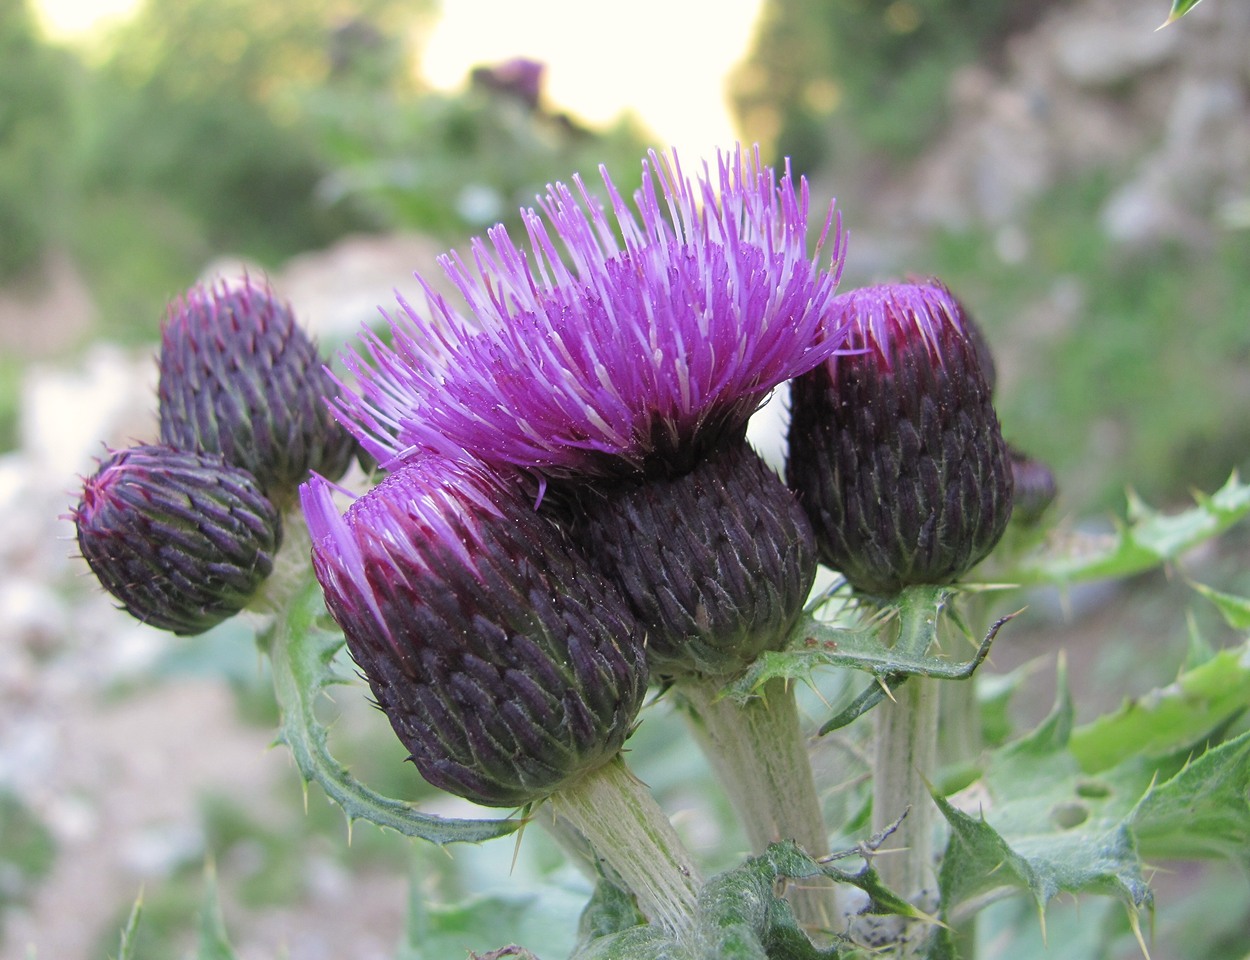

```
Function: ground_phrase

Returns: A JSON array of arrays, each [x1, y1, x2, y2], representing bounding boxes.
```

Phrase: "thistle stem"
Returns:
[[937, 596, 990, 960], [873, 677, 939, 899], [677, 675, 837, 932], [871, 588, 943, 956], [549, 753, 702, 942]]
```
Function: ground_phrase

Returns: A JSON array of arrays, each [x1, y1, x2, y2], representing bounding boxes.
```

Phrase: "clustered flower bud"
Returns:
[[302, 458, 648, 808], [73, 445, 282, 635], [331, 147, 847, 687], [575, 440, 815, 680], [158, 277, 356, 505], [74, 276, 351, 636], [787, 281, 1014, 597]]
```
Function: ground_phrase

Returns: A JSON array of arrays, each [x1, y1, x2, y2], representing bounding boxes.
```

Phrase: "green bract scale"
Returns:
[[787, 281, 1014, 598], [158, 278, 356, 506], [301, 458, 649, 809], [73, 445, 282, 635], [575, 440, 816, 681]]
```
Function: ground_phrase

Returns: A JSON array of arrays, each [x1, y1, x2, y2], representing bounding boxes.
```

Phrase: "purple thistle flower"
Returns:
[[301, 458, 648, 808], [787, 281, 1013, 597], [335, 145, 847, 482]]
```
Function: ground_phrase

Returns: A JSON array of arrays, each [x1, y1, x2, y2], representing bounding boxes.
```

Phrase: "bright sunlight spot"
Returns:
[[33, 0, 142, 41], [34, 0, 763, 166], [422, 0, 764, 164]]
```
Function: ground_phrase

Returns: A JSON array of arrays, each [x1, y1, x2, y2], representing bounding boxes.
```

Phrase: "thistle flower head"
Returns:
[[337, 145, 846, 482], [576, 440, 815, 680], [158, 277, 356, 504], [302, 458, 648, 808], [787, 281, 1013, 597], [72, 445, 282, 635]]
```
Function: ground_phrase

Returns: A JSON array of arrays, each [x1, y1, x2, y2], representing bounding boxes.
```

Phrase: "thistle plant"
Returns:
[[69, 144, 1250, 960], [331, 144, 848, 927], [787, 281, 1014, 601]]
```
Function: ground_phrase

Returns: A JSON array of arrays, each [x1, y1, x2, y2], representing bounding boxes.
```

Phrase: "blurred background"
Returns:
[[1, 0, 1248, 957]]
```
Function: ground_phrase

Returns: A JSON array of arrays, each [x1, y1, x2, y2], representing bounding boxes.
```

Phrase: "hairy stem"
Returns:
[[873, 677, 939, 899], [872, 589, 943, 957], [677, 675, 838, 933], [550, 754, 702, 942]]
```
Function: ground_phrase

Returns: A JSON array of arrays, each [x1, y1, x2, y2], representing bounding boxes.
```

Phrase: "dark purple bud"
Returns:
[[302, 458, 648, 809], [787, 282, 1013, 597], [575, 440, 816, 681], [73, 445, 282, 635], [470, 57, 546, 109], [1008, 445, 1057, 525], [158, 278, 356, 506]]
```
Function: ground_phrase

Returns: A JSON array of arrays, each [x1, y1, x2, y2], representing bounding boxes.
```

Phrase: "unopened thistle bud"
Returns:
[[576, 440, 815, 680], [1008, 445, 1057, 525], [787, 282, 1013, 597], [158, 278, 356, 505], [73, 445, 282, 635], [301, 458, 648, 809]]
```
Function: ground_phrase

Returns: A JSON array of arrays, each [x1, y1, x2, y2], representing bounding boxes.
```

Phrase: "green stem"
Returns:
[[250, 508, 313, 619], [939, 595, 989, 960], [549, 754, 702, 942], [873, 676, 939, 901], [677, 675, 838, 933], [871, 588, 943, 956]]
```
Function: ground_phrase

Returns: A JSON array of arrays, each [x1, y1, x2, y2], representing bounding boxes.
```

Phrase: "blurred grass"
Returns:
[[0, 792, 56, 934]]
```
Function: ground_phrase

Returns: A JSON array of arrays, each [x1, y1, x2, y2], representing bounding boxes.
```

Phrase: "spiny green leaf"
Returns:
[[731, 586, 949, 693], [1069, 639, 1250, 773], [197, 863, 239, 960], [978, 657, 1048, 748], [728, 586, 1004, 733], [1161, 0, 1205, 27], [935, 667, 1155, 937], [1006, 473, 1250, 585], [1004, 655, 1075, 759], [935, 778, 1154, 949], [1132, 729, 1250, 870], [1190, 580, 1250, 630], [268, 574, 518, 845], [577, 877, 646, 947], [571, 837, 925, 959], [934, 661, 1250, 942]]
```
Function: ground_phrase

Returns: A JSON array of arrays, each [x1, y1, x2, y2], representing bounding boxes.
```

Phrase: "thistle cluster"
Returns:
[[73, 277, 354, 634], [306, 147, 1030, 812], [70, 143, 1036, 941], [305, 146, 850, 808]]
